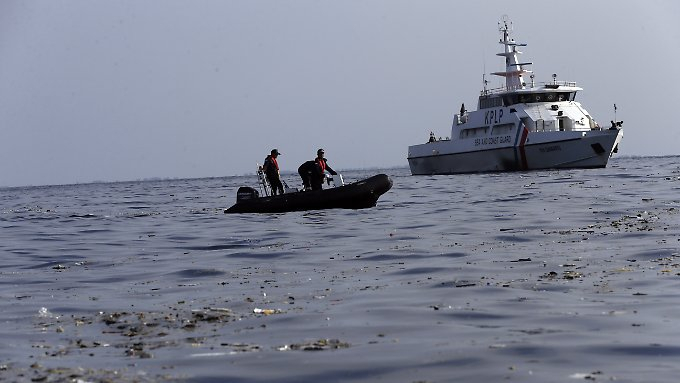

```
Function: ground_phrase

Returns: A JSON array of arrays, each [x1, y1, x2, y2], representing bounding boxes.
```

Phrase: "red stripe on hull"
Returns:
[[518, 126, 529, 170]]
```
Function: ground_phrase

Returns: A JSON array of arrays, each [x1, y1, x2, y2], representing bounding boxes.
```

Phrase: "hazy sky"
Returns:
[[2, 0, 679, 187]]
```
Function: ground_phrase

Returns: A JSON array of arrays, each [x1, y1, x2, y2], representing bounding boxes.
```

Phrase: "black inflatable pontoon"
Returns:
[[225, 174, 392, 214]]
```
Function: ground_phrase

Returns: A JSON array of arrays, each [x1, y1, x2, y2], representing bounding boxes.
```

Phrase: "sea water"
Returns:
[[1, 156, 680, 382]]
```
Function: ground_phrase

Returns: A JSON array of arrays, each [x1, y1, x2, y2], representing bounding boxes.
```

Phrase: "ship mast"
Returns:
[[492, 16, 532, 91]]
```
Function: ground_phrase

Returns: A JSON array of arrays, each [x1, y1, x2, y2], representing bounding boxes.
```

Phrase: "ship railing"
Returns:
[[480, 86, 507, 95], [481, 84, 527, 95], [542, 80, 578, 88], [481, 80, 578, 95]]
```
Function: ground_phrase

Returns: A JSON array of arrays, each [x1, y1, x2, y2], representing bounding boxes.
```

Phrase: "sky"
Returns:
[[1, 0, 679, 187]]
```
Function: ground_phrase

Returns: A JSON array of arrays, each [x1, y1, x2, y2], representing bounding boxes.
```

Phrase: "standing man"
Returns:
[[311, 148, 337, 191], [298, 148, 338, 191], [263, 149, 284, 195]]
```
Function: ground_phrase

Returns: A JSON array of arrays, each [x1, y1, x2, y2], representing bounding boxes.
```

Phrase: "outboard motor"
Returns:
[[236, 186, 259, 203]]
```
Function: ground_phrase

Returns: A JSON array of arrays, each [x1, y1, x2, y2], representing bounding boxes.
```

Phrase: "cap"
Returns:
[[271, 149, 281, 155]]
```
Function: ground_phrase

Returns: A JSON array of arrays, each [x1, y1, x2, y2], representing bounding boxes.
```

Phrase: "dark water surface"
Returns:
[[2, 156, 680, 382]]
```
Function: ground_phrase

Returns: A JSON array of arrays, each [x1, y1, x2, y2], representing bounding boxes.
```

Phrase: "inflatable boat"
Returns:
[[225, 174, 392, 214]]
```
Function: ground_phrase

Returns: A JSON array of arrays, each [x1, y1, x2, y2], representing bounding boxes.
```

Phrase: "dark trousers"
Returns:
[[310, 175, 325, 191], [311, 178, 323, 191], [267, 176, 284, 195]]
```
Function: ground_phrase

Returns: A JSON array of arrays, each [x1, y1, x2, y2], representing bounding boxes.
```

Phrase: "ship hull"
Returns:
[[408, 128, 622, 175]]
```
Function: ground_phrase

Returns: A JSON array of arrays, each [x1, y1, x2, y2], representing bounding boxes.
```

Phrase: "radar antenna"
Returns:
[[498, 15, 512, 39], [492, 15, 531, 91]]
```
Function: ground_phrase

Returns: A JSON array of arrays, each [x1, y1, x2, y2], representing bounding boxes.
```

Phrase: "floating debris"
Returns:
[[253, 308, 283, 315], [438, 280, 477, 288], [37, 307, 59, 319], [563, 271, 583, 280], [279, 339, 351, 351]]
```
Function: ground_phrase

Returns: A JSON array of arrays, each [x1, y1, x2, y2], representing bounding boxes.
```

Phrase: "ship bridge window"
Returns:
[[552, 92, 576, 102], [479, 96, 503, 109], [503, 95, 517, 106], [514, 91, 576, 104]]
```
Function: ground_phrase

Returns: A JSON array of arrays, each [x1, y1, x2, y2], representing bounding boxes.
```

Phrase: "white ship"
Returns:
[[408, 17, 623, 175]]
